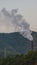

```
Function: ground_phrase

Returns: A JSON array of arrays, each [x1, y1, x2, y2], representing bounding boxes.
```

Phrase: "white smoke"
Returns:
[[0, 8, 33, 41]]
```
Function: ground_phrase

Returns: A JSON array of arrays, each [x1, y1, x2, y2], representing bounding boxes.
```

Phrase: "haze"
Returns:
[[0, 0, 37, 32]]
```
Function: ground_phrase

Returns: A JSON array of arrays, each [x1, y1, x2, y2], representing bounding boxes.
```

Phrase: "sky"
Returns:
[[0, 0, 37, 32]]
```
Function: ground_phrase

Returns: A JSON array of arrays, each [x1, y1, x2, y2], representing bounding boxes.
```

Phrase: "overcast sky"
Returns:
[[0, 0, 37, 32]]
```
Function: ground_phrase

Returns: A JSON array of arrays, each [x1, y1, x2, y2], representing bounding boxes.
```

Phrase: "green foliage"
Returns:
[[0, 51, 37, 65]]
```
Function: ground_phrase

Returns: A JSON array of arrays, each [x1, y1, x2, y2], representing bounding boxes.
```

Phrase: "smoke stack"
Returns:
[[31, 41, 34, 51]]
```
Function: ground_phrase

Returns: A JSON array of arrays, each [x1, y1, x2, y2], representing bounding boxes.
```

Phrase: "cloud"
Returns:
[[0, 8, 33, 41]]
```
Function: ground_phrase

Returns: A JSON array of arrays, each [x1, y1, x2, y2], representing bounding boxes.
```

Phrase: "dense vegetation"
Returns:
[[0, 51, 37, 65]]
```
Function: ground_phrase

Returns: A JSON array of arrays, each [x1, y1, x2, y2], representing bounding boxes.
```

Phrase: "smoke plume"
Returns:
[[0, 8, 33, 41]]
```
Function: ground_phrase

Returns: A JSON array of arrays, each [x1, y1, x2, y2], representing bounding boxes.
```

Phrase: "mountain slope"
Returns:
[[0, 31, 37, 56]]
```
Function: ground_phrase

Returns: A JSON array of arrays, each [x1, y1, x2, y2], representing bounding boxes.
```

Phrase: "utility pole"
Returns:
[[31, 41, 34, 51], [4, 48, 6, 58]]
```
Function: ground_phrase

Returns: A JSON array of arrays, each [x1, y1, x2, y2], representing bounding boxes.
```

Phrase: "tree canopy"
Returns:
[[0, 50, 37, 65]]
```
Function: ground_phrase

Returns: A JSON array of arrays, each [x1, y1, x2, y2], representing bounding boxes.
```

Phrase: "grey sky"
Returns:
[[0, 0, 37, 32]]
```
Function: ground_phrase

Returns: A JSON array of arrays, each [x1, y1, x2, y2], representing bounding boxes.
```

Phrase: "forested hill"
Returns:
[[0, 31, 37, 56]]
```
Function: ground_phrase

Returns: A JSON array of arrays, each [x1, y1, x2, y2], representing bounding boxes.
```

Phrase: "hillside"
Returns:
[[0, 31, 37, 56]]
